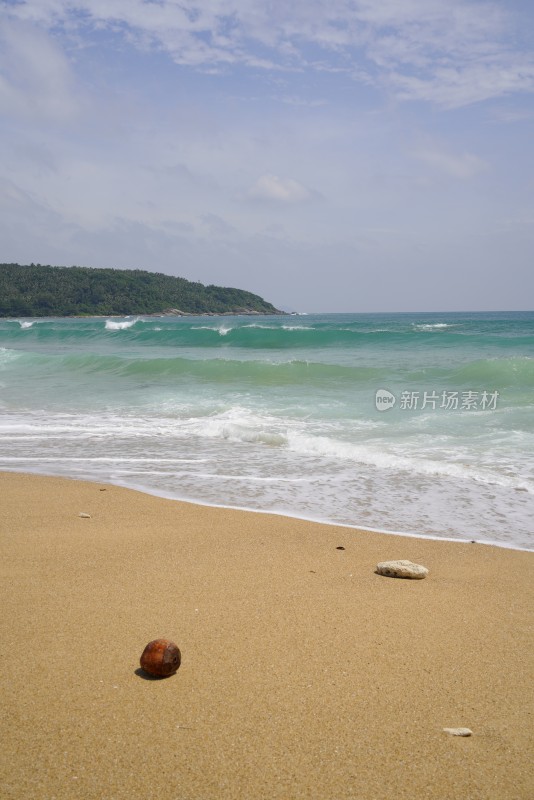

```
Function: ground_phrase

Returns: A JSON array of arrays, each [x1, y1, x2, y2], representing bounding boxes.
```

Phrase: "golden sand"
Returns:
[[1, 472, 533, 799]]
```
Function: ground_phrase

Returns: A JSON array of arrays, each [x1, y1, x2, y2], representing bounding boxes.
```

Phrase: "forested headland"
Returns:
[[0, 263, 283, 317]]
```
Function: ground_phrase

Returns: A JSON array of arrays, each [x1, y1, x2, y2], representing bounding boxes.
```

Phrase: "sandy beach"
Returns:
[[1, 471, 533, 799]]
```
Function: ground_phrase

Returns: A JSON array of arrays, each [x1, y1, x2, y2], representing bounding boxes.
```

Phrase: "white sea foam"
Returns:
[[285, 432, 533, 493], [192, 325, 233, 335], [105, 317, 140, 330], [18, 320, 35, 329], [0, 347, 21, 365], [281, 325, 313, 331], [187, 407, 287, 446], [0, 405, 532, 550], [134, 407, 534, 496], [413, 323, 455, 331]]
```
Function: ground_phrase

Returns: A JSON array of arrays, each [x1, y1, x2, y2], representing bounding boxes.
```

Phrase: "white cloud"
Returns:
[[0, 176, 35, 211], [200, 213, 237, 237], [0, 17, 82, 121], [388, 59, 534, 109], [247, 174, 314, 203], [4, 0, 534, 108], [490, 107, 534, 124], [413, 147, 489, 179], [276, 95, 328, 108]]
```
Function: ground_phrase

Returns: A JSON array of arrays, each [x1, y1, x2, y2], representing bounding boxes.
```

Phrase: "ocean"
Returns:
[[0, 311, 533, 550]]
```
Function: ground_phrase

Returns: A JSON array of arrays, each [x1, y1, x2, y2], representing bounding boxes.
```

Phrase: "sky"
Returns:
[[1, 0, 533, 312]]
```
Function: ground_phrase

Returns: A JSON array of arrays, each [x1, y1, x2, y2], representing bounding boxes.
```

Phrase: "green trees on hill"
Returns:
[[0, 263, 281, 317]]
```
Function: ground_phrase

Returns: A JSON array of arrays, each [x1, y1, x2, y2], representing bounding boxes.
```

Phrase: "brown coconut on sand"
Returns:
[[1, 471, 533, 800]]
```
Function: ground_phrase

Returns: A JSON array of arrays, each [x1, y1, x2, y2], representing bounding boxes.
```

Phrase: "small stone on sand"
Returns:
[[376, 560, 428, 579], [443, 727, 472, 737], [79, 512, 91, 518]]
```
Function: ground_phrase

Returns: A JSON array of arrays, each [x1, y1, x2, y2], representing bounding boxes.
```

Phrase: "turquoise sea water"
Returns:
[[0, 311, 533, 549]]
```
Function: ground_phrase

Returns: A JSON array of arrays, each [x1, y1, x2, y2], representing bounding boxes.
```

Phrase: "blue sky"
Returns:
[[1, 0, 533, 311]]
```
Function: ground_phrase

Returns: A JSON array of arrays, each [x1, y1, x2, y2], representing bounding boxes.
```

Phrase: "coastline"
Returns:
[[1, 471, 533, 799], [2, 467, 532, 553], [1, 310, 289, 319], [93, 477, 534, 553]]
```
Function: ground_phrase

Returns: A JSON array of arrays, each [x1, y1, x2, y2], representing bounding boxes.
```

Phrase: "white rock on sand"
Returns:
[[376, 560, 429, 579], [443, 728, 473, 737]]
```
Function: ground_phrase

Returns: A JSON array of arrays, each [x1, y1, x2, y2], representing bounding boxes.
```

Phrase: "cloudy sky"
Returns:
[[1, 0, 533, 311]]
